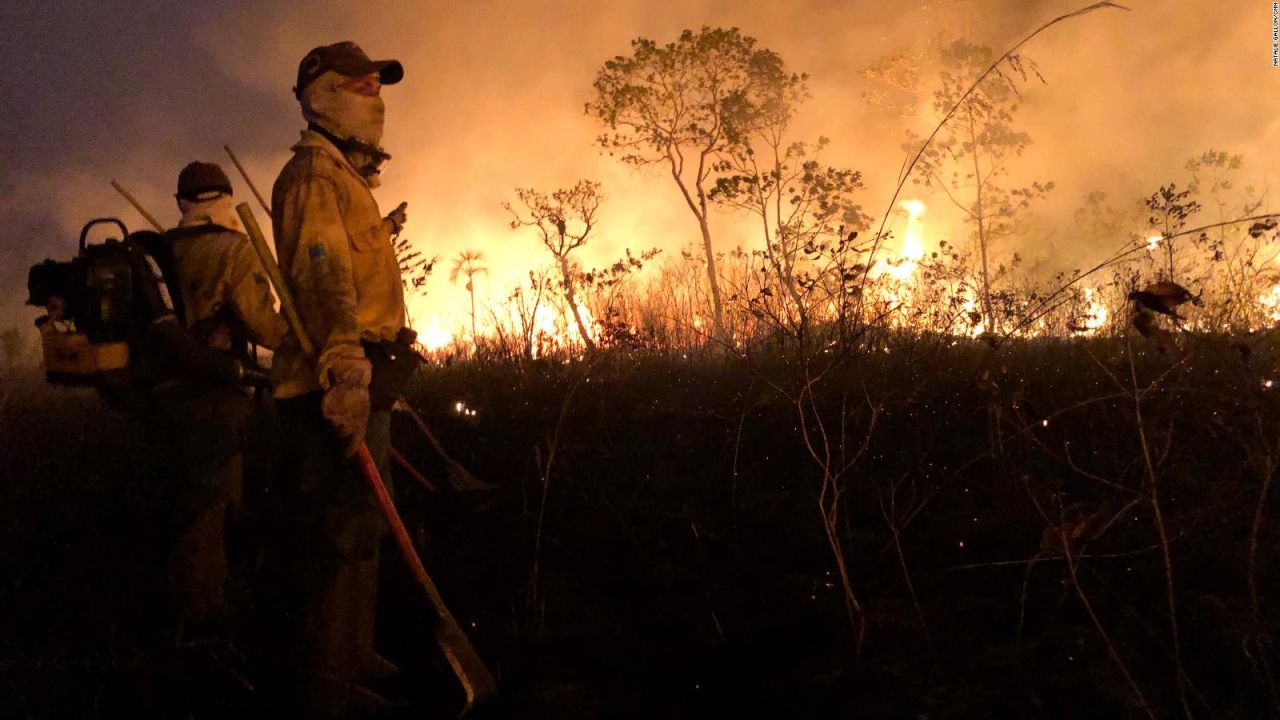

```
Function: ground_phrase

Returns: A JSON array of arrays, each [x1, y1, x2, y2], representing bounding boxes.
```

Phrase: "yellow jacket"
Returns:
[[270, 129, 406, 399], [168, 225, 288, 351]]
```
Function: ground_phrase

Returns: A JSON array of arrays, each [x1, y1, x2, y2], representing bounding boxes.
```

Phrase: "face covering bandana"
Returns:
[[178, 193, 242, 231], [302, 70, 386, 147]]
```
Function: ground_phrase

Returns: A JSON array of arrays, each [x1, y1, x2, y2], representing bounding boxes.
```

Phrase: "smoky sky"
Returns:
[[0, 0, 1273, 337]]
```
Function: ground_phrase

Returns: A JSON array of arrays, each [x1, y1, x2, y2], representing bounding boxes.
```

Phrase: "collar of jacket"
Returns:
[[291, 128, 371, 188]]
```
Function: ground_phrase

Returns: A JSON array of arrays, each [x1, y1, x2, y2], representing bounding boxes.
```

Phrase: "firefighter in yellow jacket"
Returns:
[[153, 162, 288, 647], [267, 41, 412, 716], [169, 161, 288, 352]]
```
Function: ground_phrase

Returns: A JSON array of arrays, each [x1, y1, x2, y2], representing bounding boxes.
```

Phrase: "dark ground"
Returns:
[[1, 335, 1278, 718]]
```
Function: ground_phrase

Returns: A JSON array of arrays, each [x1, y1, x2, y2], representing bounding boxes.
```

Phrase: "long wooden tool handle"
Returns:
[[400, 398, 454, 460], [223, 145, 272, 216], [355, 444, 494, 707], [110, 180, 165, 232], [235, 201, 495, 712], [390, 447, 438, 492], [235, 203, 316, 359]]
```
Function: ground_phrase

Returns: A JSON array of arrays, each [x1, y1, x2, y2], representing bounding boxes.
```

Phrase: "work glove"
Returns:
[[322, 356, 373, 455], [384, 202, 408, 235]]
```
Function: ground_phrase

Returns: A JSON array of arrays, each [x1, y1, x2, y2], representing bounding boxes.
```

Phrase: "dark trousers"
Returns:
[[267, 393, 391, 703], [166, 453, 242, 640], [118, 381, 252, 642]]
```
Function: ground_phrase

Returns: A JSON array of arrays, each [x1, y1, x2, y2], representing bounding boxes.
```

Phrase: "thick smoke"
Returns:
[[0, 0, 1272, 353]]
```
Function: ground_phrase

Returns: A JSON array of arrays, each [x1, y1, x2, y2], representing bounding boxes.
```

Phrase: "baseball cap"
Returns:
[[176, 161, 233, 201], [294, 41, 404, 97]]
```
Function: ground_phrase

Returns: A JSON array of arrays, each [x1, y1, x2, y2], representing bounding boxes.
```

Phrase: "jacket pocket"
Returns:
[[349, 221, 387, 253]]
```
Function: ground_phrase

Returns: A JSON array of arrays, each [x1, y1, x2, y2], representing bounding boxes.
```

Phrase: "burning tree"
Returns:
[[904, 39, 1054, 334], [505, 180, 603, 352], [587, 26, 805, 344]]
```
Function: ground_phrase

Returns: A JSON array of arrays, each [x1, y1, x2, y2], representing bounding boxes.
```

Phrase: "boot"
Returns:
[[351, 545, 400, 681], [298, 552, 387, 714], [358, 649, 401, 681], [298, 674, 387, 719], [168, 499, 230, 645]]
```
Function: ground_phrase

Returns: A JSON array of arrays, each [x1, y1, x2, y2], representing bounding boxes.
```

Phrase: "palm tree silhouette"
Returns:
[[449, 250, 489, 350]]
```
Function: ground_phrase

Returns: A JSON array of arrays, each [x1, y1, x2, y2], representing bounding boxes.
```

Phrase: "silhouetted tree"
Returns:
[[588, 26, 804, 343], [505, 180, 603, 351], [395, 235, 436, 327], [712, 136, 869, 335], [449, 250, 489, 350], [905, 39, 1053, 332]]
